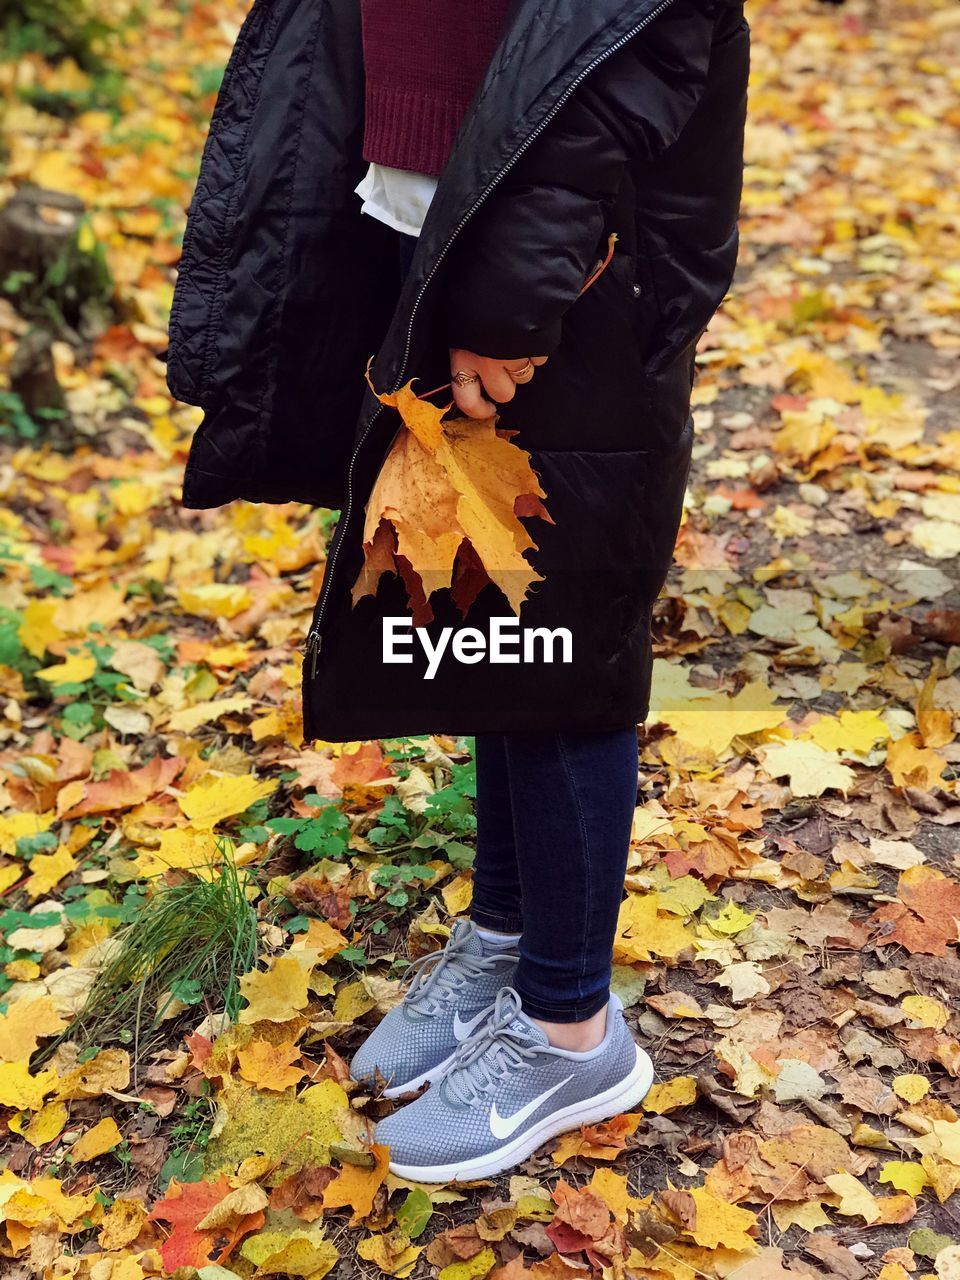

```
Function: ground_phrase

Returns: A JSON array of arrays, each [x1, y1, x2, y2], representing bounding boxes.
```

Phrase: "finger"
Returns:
[[453, 374, 496, 419], [531, 356, 549, 367], [480, 362, 518, 404]]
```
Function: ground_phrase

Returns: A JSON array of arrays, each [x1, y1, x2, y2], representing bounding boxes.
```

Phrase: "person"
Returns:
[[168, 0, 749, 1181]]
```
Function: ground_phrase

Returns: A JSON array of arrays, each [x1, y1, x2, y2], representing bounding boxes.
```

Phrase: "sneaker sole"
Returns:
[[387, 1041, 655, 1182]]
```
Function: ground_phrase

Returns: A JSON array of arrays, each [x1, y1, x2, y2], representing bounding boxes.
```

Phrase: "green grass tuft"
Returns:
[[64, 857, 258, 1054]]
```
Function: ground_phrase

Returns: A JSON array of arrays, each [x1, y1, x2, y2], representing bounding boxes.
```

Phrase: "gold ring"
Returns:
[[509, 360, 535, 383], [453, 370, 480, 388]]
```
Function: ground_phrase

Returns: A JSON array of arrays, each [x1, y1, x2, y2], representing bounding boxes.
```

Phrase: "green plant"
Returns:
[[267, 796, 351, 858], [62, 859, 258, 1054], [0, 391, 65, 441], [159, 1093, 215, 1188]]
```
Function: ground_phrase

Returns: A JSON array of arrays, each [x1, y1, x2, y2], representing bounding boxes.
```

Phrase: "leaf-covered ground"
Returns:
[[1, 0, 959, 1277]]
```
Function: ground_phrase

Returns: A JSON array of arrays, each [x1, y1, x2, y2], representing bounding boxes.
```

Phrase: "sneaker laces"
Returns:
[[443, 988, 543, 1106], [403, 920, 512, 1017]]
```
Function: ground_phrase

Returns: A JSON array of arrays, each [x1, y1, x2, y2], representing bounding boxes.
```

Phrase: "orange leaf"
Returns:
[[236, 1039, 306, 1092], [320, 1145, 391, 1223], [354, 382, 550, 622], [61, 754, 184, 818]]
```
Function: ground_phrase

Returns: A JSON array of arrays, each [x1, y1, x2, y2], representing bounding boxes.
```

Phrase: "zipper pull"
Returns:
[[302, 627, 322, 679]]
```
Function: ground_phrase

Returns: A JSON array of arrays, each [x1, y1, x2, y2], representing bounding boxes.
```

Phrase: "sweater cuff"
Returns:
[[363, 86, 456, 177]]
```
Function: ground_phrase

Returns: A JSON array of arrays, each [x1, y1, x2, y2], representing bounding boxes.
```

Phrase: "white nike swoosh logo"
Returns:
[[489, 1075, 575, 1140], [453, 1008, 489, 1042]]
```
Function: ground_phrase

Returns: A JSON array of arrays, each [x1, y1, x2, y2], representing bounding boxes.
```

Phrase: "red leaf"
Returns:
[[149, 1177, 262, 1271]]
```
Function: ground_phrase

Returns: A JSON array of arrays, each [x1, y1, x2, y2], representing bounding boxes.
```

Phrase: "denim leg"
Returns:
[[504, 729, 638, 1022], [470, 734, 524, 933]]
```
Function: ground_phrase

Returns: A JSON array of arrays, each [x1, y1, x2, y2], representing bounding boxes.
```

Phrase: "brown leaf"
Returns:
[[551, 1182, 611, 1241], [426, 1222, 487, 1267], [660, 1188, 697, 1233], [625, 1208, 679, 1258], [270, 1164, 337, 1214]]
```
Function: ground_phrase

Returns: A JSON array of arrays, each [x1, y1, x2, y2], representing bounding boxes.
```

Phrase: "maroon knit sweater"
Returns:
[[359, 0, 513, 176]]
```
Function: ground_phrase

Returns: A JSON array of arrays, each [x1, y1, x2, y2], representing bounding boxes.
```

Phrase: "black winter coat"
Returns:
[[169, 0, 749, 741]]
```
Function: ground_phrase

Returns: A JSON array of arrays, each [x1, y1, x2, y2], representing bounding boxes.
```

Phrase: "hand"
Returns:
[[449, 348, 548, 420]]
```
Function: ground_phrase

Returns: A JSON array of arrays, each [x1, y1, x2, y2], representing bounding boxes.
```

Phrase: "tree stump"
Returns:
[[0, 185, 111, 332]]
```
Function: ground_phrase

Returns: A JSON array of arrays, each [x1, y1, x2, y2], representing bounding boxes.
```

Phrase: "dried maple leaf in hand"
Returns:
[[353, 381, 552, 625]]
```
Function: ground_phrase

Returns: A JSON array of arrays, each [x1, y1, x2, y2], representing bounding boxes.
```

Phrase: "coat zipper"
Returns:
[[302, 0, 676, 679]]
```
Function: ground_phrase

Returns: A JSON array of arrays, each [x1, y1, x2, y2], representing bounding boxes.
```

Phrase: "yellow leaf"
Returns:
[[439, 1246, 498, 1280], [910, 519, 960, 561], [241, 1223, 339, 1278], [0, 1062, 58, 1111], [357, 1231, 423, 1278], [37, 651, 97, 685], [55, 1048, 130, 1100], [0, 863, 20, 894], [615, 893, 695, 963], [239, 957, 311, 1025], [921, 1155, 960, 1204], [807, 709, 891, 756], [773, 414, 836, 462], [550, 1112, 643, 1166], [902, 995, 949, 1030], [236, 1039, 305, 1092], [644, 1077, 698, 1115], [99, 1197, 149, 1251], [770, 1200, 831, 1232], [18, 600, 61, 659], [886, 733, 948, 790], [879, 1162, 930, 1197], [178, 582, 254, 619], [24, 846, 77, 900], [893, 1074, 931, 1104], [441, 874, 473, 917], [758, 739, 856, 797], [71, 1117, 123, 1162], [333, 980, 377, 1023], [706, 903, 756, 935], [651, 681, 785, 758], [930, 1120, 960, 1166], [291, 919, 348, 964], [54, 582, 127, 634], [681, 1187, 758, 1250], [587, 1168, 643, 1223], [178, 772, 278, 829], [167, 695, 254, 733], [0, 811, 55, 855], [824, 1171, 880, 1223], [3, 1175, 100, 1232], [718, 600, 751, 635], [8, 1100, 68, 1148], [0, 996, 67, 1061], [132, 826, 223, 878]]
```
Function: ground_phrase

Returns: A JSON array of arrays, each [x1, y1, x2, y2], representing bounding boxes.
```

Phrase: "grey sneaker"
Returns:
[[374, 987, 654, 1181], [350, 920, 519, 1098]]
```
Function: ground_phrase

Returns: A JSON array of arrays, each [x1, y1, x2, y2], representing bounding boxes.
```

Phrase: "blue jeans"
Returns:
[[471, 731, 638, 1022]]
